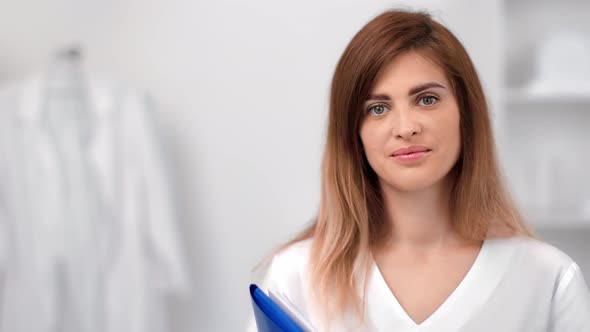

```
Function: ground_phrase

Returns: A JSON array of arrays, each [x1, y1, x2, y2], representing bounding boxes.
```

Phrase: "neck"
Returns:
[[380, 175, 459, 250]]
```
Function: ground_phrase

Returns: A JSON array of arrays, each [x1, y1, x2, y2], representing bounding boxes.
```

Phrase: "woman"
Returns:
[[248, 9, 590, 332]]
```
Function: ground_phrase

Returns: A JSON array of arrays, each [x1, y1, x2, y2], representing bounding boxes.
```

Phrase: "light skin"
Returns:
[[359, 50, 483, 325]]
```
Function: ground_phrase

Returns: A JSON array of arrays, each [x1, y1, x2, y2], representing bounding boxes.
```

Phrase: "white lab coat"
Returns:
[[0, 73, 188, 332], [247, 236, 590, 331]]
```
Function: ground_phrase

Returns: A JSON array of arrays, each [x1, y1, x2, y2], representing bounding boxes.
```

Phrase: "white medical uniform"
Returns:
[[247, 236, 590, 331], [0, 74, 188, 332]]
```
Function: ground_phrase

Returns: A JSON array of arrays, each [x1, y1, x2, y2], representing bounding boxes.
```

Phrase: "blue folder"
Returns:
[[249, 284, 305, 332]]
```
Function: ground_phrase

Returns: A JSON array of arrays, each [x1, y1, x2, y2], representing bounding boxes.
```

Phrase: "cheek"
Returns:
[[445, 113, 461, 153], [434, 110, 462, 166], [359, 123, 386, 165]]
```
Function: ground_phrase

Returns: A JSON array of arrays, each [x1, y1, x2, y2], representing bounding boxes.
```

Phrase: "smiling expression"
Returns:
[[359, 50, 462, 192]]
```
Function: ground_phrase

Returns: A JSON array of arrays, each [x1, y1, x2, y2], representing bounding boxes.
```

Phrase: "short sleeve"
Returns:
[[549, 262, 590, 331]]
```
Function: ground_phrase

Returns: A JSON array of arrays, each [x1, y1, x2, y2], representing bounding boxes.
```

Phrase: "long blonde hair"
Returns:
[[259, 9, 534, 327]]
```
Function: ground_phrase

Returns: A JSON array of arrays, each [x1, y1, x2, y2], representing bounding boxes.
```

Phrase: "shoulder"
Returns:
[[255, 239, 315, 312], [490, 236, 574, 267], [267, 238, 313, 282], [487, 238, 590, 328], [274, 238, 313, 264], [488, 235, 578, 282], [256, 238, 313, 287]]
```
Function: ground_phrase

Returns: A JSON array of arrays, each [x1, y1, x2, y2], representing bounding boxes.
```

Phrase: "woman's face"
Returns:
[[359, 50, 461, 192]]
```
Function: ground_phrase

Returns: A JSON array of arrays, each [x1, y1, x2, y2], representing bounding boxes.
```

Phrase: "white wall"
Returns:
[[0, 1, 520, 331]]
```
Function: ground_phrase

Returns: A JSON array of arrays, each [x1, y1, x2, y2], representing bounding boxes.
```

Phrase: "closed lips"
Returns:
[[391, 146, 431, 156]]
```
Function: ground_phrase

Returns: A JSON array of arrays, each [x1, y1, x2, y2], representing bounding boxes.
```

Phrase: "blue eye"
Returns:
[[367, 104, 389, 115], [418, 95, 438, 106]]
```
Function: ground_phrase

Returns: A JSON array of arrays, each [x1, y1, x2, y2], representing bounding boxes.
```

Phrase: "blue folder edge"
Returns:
[[250, 284, 304, 332]]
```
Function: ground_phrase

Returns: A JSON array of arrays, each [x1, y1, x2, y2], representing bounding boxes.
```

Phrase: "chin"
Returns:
[[379, 163, 454, 191], [381, 177, 439, 193]]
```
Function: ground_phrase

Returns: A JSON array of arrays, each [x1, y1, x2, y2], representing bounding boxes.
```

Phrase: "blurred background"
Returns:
[[0, 0, 588, 331]]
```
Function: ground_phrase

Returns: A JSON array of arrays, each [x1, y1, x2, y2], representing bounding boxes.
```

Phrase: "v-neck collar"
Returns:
[[367, 238, 518, 331]]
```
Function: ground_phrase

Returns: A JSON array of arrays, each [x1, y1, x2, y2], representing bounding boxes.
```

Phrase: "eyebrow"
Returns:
[[366, 81, 447, 102]]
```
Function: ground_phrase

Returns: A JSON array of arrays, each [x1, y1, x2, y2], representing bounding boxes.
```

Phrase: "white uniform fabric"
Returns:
[[247, 236, 590, 332], [0, 74, 188, 332]]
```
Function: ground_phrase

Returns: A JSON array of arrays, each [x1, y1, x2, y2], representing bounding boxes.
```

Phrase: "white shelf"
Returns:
[[534, 223, 590, 231], [527, 214, 590, 230], [505, 89, 590, 105]]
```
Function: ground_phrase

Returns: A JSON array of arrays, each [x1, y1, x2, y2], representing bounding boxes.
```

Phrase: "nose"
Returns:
[[392, 108, 422, 140]]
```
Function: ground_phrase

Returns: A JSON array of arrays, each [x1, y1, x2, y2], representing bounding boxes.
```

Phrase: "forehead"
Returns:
[[371, 51, 449, 93]]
